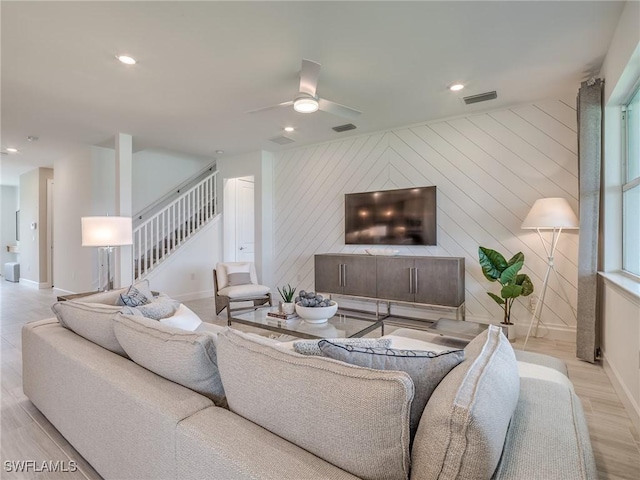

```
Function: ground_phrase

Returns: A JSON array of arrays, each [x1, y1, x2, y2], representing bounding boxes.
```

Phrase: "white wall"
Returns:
[[144, 215, 222, 301], [53, 147, 98, 293], [0, 186, 19, 268], [132, 149, 213, 214], [19, 167, 53, 287], [599, 0, 640, 433], [270, 97, 580, 336]]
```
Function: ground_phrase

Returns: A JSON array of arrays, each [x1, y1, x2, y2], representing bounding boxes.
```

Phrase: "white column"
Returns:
[[116, 133, 133, 287]]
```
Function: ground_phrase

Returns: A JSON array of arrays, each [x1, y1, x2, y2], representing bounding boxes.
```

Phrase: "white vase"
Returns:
[[282, 302, 296, 315], [501, 323, 516, 342]]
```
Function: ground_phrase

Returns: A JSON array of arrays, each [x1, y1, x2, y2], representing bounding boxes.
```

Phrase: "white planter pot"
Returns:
[[282, 302, 296, 315], [501, 323, 516, 342]]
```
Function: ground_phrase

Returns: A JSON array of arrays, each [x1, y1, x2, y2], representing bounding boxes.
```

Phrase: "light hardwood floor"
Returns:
[[1, 281, 638, 479]]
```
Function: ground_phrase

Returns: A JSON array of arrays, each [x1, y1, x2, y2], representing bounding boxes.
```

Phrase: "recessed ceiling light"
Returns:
[[284, 126, 295, 132], [6, 148, 18, 153], [117, 55, 136, 65], [449, 83, 465, 92], [27, 136, 39, 142], [215, 150, 224, 155]]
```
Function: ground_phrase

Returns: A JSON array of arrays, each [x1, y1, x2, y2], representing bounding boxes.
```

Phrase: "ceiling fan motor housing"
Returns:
[[293, 93, 319, 113]]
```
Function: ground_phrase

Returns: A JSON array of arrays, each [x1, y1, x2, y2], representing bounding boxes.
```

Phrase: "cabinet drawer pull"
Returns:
[[414, 267, 419, 294], [342, 264, 347, 286], [338, 264, 343, 287], [409, 268, 414, 293]]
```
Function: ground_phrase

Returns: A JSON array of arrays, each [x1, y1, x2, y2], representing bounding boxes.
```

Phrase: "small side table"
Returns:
[[427, 318, 506, 343], [57, 291, 101, 302]]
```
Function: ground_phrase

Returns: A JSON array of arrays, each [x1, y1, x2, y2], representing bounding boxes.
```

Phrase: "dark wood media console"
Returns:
[[314, 254, 465, 320]]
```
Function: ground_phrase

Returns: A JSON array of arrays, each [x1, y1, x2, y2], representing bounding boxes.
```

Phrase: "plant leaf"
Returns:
[[507, 252, 524, 267], [500, 260, 523, 285], [516, 274, 534, 296], [478, 247, 508, 281], [501, 284, 523, 299], [487, 292, 505, 305]]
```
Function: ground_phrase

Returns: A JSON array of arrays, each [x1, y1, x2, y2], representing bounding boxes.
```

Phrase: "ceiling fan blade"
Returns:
[[247, 100, 294, 114], [299, 59, 321, 97], [318, 98, 362, 119]]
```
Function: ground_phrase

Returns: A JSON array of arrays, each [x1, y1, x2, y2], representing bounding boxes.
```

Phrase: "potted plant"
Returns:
[[277, 284, 297, 315], [478, 247, 534, 340]]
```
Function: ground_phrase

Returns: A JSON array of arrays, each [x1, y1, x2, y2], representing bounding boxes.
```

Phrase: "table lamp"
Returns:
[[81, 216, 133, 291], [521, 198, 579, 349]]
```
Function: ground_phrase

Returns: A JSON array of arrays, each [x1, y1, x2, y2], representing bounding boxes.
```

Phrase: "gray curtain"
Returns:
[[576, 78, 603, 363]]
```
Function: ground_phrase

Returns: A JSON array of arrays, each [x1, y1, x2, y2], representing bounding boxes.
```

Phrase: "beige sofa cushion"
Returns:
[[217, 328, 413, 480], [411, 325, 520, 480], [51, 301, 127, 356], [113, 314, 225, 406]]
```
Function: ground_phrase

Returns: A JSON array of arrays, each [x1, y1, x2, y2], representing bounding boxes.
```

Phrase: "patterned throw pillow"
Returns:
[[118, 286, 150, 307], [318, 341, 464, 441], [134, 301, 178, 321], [293, 337, 392, 356]]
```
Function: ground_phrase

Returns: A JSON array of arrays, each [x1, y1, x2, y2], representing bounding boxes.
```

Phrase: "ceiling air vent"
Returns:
[[463, 91, 497, 105], [269, 136, 295, 145], [332, 123, 357, 133]]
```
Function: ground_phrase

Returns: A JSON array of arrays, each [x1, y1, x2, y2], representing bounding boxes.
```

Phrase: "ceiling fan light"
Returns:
[[293, 96, 319, 113]]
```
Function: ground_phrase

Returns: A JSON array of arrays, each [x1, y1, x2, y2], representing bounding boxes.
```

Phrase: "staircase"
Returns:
[[133, 171, 218, 280]]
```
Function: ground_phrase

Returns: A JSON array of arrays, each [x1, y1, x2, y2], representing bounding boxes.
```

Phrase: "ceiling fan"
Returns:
[[248, 59, 362, 119]]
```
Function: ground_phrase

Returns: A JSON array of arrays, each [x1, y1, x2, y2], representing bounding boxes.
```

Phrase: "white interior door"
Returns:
[[46, 179, 54, 288], [236, 178, 255, 262]]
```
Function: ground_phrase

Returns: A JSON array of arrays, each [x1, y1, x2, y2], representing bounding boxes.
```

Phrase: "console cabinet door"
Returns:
[[314, 255, 344, 294], [342, 256, 377, 297], [376, 257, 415, 302], [414, 257, 465, 307]]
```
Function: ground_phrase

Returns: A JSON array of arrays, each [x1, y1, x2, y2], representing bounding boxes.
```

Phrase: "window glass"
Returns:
[[623, 185, 640, 276], [624, 85, 640, 276], [627, 87, 640, 182]]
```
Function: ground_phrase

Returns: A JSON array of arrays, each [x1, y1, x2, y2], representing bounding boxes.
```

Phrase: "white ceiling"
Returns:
[[0, 1, 626, 186]]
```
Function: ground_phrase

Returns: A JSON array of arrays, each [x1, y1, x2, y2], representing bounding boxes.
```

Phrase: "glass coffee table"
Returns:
[[230, 307, 385, 340]]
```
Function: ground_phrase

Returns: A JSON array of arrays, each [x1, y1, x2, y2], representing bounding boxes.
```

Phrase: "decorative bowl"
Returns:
[[295, 301, 338, 323]]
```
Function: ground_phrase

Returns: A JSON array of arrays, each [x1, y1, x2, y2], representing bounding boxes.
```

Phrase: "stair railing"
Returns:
[[133, 171, 217, 279]]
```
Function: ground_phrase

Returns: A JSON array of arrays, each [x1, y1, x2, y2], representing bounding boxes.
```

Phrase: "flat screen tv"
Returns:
[[345, 186, 437, 246]]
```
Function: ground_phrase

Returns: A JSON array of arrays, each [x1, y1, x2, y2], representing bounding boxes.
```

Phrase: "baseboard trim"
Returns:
[[19, 278, 50, 289], [172, 291, 212, 302], [602, 352, 640, 435]]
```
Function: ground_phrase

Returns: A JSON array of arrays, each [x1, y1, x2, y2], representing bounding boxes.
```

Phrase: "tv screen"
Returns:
[[345, 186, 437, 246]]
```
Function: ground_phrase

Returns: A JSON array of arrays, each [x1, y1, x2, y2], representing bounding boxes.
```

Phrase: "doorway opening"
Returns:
[[223, 176, 254, 262], [46, 178, 54, 288]]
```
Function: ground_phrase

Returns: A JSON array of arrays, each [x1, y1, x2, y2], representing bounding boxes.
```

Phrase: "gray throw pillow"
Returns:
[[294, 337, 392, 356], [227, 272, 252, 286], [113, 314, 226, 406], [318, 340, 464, 441], [136, 301, 178, 320]]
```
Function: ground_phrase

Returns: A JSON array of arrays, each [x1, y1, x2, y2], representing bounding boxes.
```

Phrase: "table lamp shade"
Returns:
[[81, 216, 133, 247], [521, 198, 579, 230]]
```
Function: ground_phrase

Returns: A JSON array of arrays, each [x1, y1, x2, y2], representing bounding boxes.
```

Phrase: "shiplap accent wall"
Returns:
[[272, 98, 579, 331]]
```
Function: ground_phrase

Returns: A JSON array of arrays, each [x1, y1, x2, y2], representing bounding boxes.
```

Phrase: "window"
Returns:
[[623, 85, 640, 276]]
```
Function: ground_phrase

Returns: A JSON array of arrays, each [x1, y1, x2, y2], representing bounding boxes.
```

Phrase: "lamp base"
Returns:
[[97, 246, 115, 292]]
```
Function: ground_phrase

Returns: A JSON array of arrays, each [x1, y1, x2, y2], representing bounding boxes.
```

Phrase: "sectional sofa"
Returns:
[[22, 292, 596, 480]]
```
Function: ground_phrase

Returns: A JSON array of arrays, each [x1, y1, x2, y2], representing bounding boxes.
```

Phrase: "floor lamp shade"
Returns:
[[81, 216, 132, 291], [81, 216, 133, 247], [521, 198, 579, 230]]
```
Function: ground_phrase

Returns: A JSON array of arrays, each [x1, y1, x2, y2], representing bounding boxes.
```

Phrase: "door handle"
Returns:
[[414, 268, 419, 294], [338, 264, 343, 287], [342, 264, 347, 287]]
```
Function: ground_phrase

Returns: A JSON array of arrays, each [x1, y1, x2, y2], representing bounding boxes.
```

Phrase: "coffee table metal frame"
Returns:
[[229, 306, 385, 340]]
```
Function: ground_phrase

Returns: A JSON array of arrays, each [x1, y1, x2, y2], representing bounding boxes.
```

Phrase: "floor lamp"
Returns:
[[81, 216, 133, 291], [522, 198, 579, 350]]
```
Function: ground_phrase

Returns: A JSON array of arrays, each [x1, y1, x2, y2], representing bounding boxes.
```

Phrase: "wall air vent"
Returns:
[[269, 136, 295, 145], [463, 91, 498, 105], [332, 123, 357, 133]]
